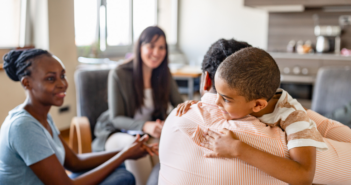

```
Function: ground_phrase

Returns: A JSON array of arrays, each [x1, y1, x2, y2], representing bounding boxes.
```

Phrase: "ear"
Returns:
[[203, 71, 212, 91], [252, 99, 268, 113], [21, 77, 31, 90]]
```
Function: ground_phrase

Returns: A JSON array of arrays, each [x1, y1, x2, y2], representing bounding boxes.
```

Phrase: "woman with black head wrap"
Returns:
[[0, 49, 158, 185]]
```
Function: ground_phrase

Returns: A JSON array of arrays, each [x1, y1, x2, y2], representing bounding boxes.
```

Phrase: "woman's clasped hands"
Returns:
[[124, 134, 159, 159]]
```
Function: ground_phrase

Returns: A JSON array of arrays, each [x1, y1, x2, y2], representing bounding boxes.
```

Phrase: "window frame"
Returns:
[[76, 0, 179, 58]]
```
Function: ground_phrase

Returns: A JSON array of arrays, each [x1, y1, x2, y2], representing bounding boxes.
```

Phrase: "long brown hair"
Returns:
[[133, 26, 170, 120]]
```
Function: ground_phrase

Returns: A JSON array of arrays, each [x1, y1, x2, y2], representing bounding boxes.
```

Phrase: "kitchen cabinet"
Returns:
[[270, 52, 351, 84], [271, 53, 351, 109]]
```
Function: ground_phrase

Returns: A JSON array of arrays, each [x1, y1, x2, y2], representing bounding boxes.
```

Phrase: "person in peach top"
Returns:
[[159, 39, 351, 185]]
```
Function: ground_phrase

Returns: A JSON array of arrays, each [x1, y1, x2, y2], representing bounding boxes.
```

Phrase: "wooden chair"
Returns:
[[69, 117, 92, 153]]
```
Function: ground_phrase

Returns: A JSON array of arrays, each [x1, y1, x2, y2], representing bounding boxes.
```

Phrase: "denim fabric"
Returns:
[[69, 163, 135, 185]]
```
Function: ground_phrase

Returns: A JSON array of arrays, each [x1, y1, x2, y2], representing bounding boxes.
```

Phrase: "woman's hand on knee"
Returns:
[[142, 119, 163, 138]]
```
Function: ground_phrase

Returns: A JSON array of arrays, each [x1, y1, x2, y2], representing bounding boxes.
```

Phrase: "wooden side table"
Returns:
[[171, 66, 202, 100]]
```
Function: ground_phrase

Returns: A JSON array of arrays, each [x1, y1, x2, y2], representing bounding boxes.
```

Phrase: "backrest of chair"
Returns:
[[75, 68, 111, 139], [311, 66, 351, 115]]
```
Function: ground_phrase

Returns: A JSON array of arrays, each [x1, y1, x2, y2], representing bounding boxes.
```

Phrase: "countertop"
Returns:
[[269, 52, 351, 61]]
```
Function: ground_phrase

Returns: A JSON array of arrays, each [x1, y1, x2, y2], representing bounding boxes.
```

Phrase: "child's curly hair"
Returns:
[[217, 47, 281, 101]]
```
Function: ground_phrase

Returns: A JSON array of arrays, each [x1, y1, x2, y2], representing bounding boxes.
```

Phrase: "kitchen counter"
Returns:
[[269, 52, 351, 61]]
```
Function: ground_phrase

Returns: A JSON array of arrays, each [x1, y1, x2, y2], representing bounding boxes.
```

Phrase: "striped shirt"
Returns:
[[259, 89, 328, 151], [159, 93, 351, 185]]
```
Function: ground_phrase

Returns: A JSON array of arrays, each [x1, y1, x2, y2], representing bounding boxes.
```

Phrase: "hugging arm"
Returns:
[[202, 129, 316, 185]]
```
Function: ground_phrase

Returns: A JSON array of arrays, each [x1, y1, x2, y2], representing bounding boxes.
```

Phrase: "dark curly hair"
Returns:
[[201, 38, 251, 90], [3, 49, 51, 82], [217, 47, 281, 101]]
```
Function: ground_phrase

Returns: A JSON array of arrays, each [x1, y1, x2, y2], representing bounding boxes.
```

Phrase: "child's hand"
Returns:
[[176, 100, 198, 116], [201, 128, 241, 158]]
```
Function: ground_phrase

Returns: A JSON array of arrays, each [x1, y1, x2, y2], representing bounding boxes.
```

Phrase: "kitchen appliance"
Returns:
[[315, 36, 330, 53], [314, 25, 341, 53]]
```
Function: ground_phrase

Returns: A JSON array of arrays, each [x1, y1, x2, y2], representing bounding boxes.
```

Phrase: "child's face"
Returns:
[[214, 74, 256, 120]]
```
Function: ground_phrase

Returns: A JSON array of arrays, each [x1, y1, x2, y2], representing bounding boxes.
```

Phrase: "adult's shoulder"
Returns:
[[111, 59, 133, 78], [8, 112, 41, 133]]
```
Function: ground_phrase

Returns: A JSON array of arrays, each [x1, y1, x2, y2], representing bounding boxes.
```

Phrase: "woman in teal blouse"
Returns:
[[0, 49, 157, 185]]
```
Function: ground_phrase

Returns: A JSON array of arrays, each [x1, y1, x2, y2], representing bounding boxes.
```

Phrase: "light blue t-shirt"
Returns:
[[0, 105, 65, 185]]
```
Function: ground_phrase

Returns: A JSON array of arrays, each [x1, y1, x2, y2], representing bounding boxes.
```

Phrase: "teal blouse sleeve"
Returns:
[[8, 116, 55, 166]]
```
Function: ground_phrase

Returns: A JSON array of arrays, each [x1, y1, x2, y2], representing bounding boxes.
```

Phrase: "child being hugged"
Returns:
[[177, 47, 328, 185]]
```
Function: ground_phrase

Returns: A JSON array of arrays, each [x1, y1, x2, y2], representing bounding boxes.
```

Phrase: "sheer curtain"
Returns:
[[0, 0, 21, 48]]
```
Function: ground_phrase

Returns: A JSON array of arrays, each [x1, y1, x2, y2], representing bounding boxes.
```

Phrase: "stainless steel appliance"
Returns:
[[314, 25, 341, 53]]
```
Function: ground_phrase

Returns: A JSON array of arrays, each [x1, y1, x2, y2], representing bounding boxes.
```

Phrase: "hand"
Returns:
[[123, 134, 149, 160], [176, 100, 198, 116], [201, 128, 241, 158], [142, 119, 164, 138], [142, 143, 159, 156]]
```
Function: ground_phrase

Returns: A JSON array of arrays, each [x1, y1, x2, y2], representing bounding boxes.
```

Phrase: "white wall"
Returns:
[[0, 0, 77, 130], [46, 0, 78, 130], [178, 0, 268, 64]]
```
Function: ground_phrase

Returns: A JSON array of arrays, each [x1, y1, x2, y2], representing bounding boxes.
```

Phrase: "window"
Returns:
[[74, 0, 98, 46], [74, 0, 178, 57], [106, 0, 131, 46], [0, 0, 21, 48]]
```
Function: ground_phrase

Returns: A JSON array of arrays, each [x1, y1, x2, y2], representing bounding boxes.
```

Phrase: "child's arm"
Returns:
[[202, 128, 316, 185]]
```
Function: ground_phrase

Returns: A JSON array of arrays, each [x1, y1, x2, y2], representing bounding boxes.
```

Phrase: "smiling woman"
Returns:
[[0, 49, 158, 185], [93, 26, 183, 185]]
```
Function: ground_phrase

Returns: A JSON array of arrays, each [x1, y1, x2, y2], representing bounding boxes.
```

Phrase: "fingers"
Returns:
[[203, 134, 215, 143], [176, 103, 187, 116], [143, 145, 154, 156], [176, 101, 195, 117], [207, 129, 221, 139], [140, 134, 149, 142], [204, 152, 219, 158], [200, 141, 213, 151], [176, 105, 180, 116], [219, 128, 230, 135], [150, 145, 159, 156], [134, 134, 141, 143]]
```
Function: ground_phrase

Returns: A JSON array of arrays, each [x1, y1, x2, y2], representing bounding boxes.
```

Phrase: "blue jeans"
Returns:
[[69, 163, 135, 185]]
